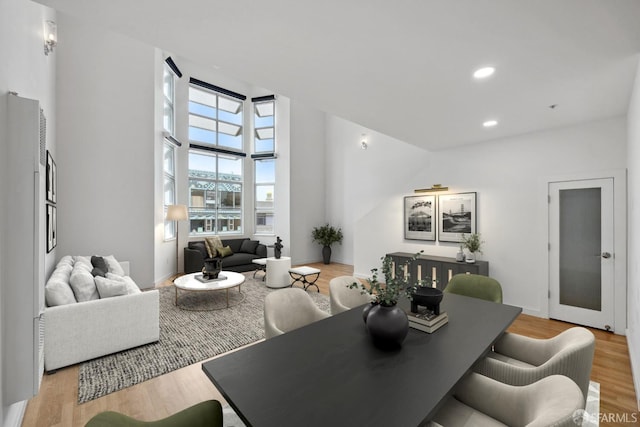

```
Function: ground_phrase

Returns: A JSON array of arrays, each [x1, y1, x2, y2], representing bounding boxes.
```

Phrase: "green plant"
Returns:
[[311, 224, 343, 247], [462, 233, 484, 254], [350, 251, 429, 306]]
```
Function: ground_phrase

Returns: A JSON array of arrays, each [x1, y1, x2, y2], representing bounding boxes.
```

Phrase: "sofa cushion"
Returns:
[[218, 245, 233, 258], [204, 236, 223, 257], [221, 253, 258, 268], [223, 238, 246, 253], [45, 278, 77, 306], [95, 275, 129, 298], [104, 255, 125, 276], [189, 241, 208, 259], [239, 239, 259, 254], [69, 266, 99, 302]]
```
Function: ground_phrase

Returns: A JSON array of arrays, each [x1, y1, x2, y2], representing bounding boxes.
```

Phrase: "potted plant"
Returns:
[[462, 233, 484, 263], [311, 224, 343, 264], [350, 252, 428, 348]]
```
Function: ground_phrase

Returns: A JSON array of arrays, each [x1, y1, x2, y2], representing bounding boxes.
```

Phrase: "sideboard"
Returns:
[[386, 252, 489, 290]]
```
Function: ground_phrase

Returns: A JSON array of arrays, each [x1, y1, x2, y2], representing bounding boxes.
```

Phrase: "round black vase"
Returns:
[[322, 246, 332, 264], [366, 304, 409, 349]]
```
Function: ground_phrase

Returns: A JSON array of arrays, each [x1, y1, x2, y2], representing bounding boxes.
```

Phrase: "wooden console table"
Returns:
[[386, 252, 489, 290]]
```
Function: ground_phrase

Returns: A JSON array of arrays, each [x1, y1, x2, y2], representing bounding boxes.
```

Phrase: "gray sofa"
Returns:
[[184, 238, 267, 274]]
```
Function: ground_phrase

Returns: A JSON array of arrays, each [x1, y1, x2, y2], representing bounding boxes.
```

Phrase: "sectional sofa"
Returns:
[[184, 238, 267, 274]]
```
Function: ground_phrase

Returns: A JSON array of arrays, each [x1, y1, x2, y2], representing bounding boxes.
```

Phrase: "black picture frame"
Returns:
[[46, 150, 56, 204], [404, 194, 436, 241], [437, 192, 477, 242], [47, 204, 57, 253]]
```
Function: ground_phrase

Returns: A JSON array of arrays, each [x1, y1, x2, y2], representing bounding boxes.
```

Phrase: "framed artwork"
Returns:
[[438, 192, 477, 242], [46, 150, 57, 203], [47, 204, 57, 253], [404, 195, 436, 241]]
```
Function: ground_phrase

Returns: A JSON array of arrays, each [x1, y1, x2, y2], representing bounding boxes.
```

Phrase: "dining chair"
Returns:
[[264, 288, 330, 339], [443, 273, 503, 303], [329, 276, 372, 314], [428, 373, 584, 427], [473, 326, 595, 405], [85, 400, 223, 427]]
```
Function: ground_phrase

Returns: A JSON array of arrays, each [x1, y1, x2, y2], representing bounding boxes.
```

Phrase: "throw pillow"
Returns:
[[106, 273, 140, 295], [69, 267, 99, 302], [103, 255, 126, 276], [91, 267, 107, 277], [204, 236, 223, 258], [218, 245, 233, 258], [239, 239, 259, 254], [95, 276, 129, 298], [45, 278, 77, 306], [91, 255, 109, 274]]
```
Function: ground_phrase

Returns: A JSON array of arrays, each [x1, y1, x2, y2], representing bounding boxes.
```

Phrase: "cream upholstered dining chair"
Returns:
[[474, 326, 595, 405], [264, 288, 330, 339], [428, 373, 584, 427], [329, 276, 373, 315]]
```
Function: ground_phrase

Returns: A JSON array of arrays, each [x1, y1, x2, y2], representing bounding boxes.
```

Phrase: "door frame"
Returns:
[[541, 169, 627, 334]]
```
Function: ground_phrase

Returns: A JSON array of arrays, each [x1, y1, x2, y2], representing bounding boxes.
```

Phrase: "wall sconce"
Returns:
[[44, 20, 57, 56], [360, 134, 368, 150], [414, 184, 449, 193]]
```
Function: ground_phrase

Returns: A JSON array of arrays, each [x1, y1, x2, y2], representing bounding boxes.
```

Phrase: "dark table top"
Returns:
[[202, 293, 522, 427]]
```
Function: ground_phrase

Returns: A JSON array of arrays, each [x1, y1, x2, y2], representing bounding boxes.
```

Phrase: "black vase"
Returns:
[[202, 258, 222, 279], [322, 246, 332, 264], [362, 302, 377, 323], [366, 304, 409, 349]]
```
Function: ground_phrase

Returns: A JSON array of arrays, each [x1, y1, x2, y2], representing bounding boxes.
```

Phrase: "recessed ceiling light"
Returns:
[[483, 120, 498, 128], [473, 67, 495, 79]]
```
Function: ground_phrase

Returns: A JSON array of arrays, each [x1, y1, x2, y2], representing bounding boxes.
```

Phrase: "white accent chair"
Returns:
[[429, 373, 584, 427], [473, 327, 595, 405], [329, 276, 372, 315], [264, 288, 330, 339]]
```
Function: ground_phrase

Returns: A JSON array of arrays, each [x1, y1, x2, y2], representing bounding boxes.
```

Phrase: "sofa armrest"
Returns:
[[184, 247, 205, 274], [44, 290, 159, 371], [256, 244, 267, 258]]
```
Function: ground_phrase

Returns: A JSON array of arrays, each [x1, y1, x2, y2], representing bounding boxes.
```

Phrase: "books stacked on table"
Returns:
[[407, 308, 448, 333]]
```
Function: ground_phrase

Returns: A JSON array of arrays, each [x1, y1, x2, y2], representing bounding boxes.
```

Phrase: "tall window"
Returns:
[[163, 63, 177, 239], [188, 80, 246, 235], [253, 96, 276, 234]]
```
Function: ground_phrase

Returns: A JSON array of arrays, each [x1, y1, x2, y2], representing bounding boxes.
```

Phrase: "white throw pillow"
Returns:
[[103, 255, 125, 276], [45, 278, 77, 306], [69, 267, 99, 302], [95, 276, 129, 298], [106, 273, 140, 294]]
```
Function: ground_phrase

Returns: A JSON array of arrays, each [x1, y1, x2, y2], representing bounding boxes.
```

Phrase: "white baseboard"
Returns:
[[626, 328, 640, 410], [4, 400, 27, 427]]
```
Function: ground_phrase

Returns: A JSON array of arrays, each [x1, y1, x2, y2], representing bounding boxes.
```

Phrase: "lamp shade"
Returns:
[[166, 204, 188, 221]]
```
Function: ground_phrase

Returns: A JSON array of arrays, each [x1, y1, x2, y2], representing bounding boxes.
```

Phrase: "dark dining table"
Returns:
[[202, 292, 522, 427]]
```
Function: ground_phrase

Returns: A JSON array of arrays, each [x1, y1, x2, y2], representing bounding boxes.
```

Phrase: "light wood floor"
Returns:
[[22, 263, 638, 426]]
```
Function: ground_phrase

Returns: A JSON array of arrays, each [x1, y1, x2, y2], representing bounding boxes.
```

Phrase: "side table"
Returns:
[[266, 257, 291, 289]]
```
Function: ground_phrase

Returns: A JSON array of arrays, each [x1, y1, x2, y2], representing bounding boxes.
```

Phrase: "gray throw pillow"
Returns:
[[239, 239, 259, 254]]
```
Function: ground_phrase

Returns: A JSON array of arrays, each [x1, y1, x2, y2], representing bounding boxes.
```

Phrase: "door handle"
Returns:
[[601, 252, 612, 259]]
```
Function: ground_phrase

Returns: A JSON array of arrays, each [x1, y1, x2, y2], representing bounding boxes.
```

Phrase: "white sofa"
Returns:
[[43, 255, 159, 372]]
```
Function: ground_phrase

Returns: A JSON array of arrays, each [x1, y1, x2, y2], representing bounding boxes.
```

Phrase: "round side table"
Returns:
[[266, 256, 292, 288]]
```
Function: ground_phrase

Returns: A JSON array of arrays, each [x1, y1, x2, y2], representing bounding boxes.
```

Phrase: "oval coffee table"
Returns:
[[174, 271, 245, 311]]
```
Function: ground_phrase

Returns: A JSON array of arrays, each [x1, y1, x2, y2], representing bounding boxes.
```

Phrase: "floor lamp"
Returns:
[[166, 204, 188, 275]]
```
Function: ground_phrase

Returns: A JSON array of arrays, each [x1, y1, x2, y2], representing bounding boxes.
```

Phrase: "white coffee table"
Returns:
[[174, 271, 245, 310]]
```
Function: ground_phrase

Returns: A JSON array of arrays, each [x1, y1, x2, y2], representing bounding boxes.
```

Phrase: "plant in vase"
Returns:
[[311, 224, 343, 264], [350, 251, 426, 348], [462, 233, 484, 263]]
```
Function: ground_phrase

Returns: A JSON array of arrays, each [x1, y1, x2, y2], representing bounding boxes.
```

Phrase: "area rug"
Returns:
[[77, 275, 330, 403]]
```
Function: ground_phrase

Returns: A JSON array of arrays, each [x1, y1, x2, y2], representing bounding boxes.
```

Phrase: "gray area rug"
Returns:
[[78, 275, 330, 403]]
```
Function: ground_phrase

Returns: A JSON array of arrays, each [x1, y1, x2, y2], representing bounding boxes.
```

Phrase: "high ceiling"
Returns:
[[37, 0, 640, 150]]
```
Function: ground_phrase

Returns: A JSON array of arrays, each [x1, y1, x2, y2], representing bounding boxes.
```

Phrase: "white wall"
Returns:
[[0, 0, 56, 423], [289, 101, 326, 264], [328, 115, 627, 319], [56, 13, 156, 287], [627, 62, 640, 407]]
